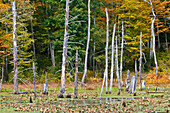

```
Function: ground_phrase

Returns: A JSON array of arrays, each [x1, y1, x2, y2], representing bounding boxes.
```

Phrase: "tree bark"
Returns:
[[120, 21, 124, 84], [74, 50, 78, 98], [115, 36, 120, 90], [105, 8, 109, 94], [139, 32, 142, 91], [60, 0, 69, 94], [125, 70, 130, 91], [100, 70, 106, 99], [144, 0, 158, 76], [109, 24, 116, 94], [33, 61, 36, 98], [134, 60, 137, 92], [150, 0, 158, 76], [81, 0, 90, 86], [12, 1, 18, 94]]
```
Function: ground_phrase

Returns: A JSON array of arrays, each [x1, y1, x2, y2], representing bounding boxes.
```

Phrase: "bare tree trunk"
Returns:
[[150, 5, 158, 76], [33, 61, 36, 98], [125, 70, 130, 91], [43, 71, 48, 94], [109, 24, 116, 94], [12, 1, 18, 94], [100, 70, 106, 99], [31, 17, 36, 98], [105, 8, 109, 94], [144, 0, 158, 76], [81, 0, 90, 86], [120, 21, 124, 84], [115, 36, 120, 90], [0, 58, 4, 90], [139, 32, 142, 91], [134, 60, 137, 92], [49, 3, 55, 67], [150, 38, 153, 59], [74, 50, 78, 98], [60, 0, 69, 94], [50, 40, 55, 67]]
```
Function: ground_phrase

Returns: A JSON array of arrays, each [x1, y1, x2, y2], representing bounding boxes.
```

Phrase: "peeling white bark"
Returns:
[[12, 1, 18, 94], [61, 0, 69, 94]]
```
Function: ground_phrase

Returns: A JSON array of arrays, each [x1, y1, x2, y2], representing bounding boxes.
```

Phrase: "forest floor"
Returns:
[[0, 80, 170, 112]]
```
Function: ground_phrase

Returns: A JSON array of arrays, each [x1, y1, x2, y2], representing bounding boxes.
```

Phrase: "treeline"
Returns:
[[0, 0, 169, 85]]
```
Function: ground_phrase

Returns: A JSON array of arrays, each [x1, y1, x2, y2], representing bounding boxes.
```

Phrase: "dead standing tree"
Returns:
[[120, 21, 124, 87], [74, 50, 78, 98], [60, 0, 69, 94], [139, 32, 142, 91], [109, 24, 116, 94], [81, 0, 91, 86], [12, 1, 18, 94], [115, 36, 121, 90], [105, 8, 109, 94], [144, 0, 158, 76]]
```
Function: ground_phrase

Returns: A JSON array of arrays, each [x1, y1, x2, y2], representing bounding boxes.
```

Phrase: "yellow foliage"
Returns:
[[145, 72, 170, 84]]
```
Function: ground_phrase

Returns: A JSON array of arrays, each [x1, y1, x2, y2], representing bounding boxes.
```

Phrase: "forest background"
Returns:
[[0, 0, 169, 88]]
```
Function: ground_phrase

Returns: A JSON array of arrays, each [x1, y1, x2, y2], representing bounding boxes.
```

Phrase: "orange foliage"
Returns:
[[0, 33, 12, 54], [145, 72, 170, 84]]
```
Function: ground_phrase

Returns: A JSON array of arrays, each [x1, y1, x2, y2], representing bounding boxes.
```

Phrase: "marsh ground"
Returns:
[[0, 82, 170, 113]]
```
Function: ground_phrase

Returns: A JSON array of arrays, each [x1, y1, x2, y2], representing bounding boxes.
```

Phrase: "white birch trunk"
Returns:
[[139, 32, 142, 91], [105, 8, 109, 94], [81, 0, 90, 86], [74, 50, 78, 98], [109, 24, 116, 94], [115, 36, 120, 89], [120, 21, 124, 84], [33, 61, 36, 98], [61, 0, 69, 94], [12, 1, 18, 94]]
